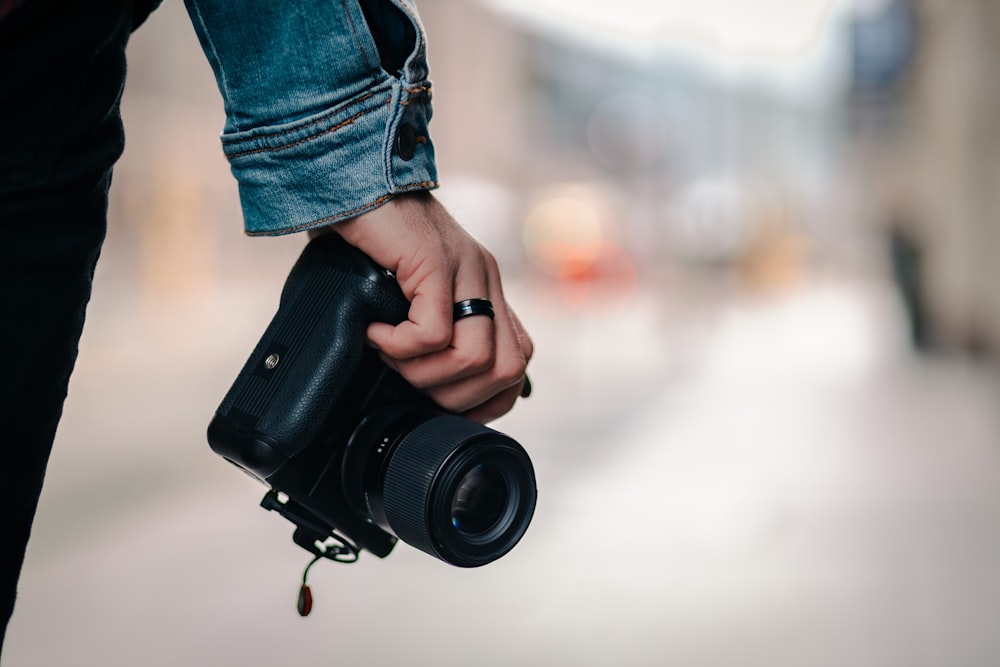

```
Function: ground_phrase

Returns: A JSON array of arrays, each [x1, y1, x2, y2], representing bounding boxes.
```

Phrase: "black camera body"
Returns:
[[208, 233, 536, 567]]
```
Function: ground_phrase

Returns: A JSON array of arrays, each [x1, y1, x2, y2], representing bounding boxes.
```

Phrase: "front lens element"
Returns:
[[450, 464, 509, 535]]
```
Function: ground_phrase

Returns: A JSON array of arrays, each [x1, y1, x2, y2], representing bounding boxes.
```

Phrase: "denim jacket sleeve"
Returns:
[[183, 0, 438, 235]]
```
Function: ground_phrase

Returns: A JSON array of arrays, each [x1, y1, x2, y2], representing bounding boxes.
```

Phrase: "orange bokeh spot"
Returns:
[[551, 241, 639, 314]]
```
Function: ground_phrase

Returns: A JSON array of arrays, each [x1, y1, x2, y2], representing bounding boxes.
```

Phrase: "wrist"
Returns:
[[314, 191, 435, 244]]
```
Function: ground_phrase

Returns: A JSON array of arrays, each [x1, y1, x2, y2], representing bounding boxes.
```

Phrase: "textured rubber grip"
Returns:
[[209, 233, 409, 477]]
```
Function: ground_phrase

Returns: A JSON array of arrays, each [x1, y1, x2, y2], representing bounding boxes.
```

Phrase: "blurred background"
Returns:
[[7, 0, 1000, 665]]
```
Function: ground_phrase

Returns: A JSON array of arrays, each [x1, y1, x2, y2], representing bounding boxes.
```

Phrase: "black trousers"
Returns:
[[0, 0, 158, 652]]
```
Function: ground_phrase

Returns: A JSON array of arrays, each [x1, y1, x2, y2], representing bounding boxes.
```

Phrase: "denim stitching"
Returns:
[[221, 90, 382, 147], [243, 182, 439, 236], [225, 100, 391, 158], [220, 82, 427, 150], [399, 84, 431, 107]]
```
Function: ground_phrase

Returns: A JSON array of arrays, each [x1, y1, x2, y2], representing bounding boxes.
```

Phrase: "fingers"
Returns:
[[400, 264, 532, 417], [387, 314, 495, 387], [409, 319, 522, 413], [366, 265, 456, 359], [330, 191, 533, 422], [377, 256, 497, 386]]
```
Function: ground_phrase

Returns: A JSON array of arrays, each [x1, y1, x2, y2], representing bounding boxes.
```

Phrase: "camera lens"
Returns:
[[358, 413, 536, 567], [450, 464, 509, 535]]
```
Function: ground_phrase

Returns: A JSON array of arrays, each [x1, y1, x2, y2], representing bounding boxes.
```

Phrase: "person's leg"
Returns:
[[0, 0, 138, 652]]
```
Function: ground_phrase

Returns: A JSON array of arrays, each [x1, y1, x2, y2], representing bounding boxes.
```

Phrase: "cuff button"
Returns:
[[396, 123, 424, 161]]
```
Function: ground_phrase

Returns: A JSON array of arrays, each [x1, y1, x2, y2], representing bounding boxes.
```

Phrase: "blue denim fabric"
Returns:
[[183, 0, 438, 235]]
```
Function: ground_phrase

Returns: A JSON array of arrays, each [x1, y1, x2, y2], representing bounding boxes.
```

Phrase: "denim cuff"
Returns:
[[221, 77, 438, 236]]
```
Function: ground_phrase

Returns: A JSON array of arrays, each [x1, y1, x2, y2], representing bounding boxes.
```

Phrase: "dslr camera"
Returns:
[[208, 233, 537, 568]]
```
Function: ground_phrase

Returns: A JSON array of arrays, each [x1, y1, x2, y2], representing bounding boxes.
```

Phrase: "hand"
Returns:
[[315, 192, 533, 423]]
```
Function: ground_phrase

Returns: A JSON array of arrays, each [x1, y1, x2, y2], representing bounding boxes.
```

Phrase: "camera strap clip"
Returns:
[[260, 491, 361, 617], [293, 528, 360, 617]]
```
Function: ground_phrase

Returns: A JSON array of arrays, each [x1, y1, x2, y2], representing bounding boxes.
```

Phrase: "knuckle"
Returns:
[[494, 355, 527, 386], [415, 322, 451, 350], [482, 249, 500, 274], [521, 334, 535, 362], [457, 344, 495, 374]]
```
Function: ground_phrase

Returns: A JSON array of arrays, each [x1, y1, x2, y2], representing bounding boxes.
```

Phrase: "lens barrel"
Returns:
[[377, 415, 536, 567]]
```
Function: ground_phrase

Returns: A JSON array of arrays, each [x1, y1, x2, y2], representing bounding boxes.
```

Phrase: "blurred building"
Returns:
[[850, 0, 1000, 357], [423, 0, 1000, 358], [420, 0, 852, 311]]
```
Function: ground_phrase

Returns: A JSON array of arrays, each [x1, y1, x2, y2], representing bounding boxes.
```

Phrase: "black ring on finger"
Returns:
[[453, 298, 495, 321]]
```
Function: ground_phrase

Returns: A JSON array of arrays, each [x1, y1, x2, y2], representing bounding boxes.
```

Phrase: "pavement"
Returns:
[[6, 257, 1000, 666]]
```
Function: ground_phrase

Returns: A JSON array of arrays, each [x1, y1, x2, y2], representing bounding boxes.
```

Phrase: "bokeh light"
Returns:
[[522, 183, 639, 314]]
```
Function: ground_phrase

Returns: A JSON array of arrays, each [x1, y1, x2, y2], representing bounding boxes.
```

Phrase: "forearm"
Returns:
[[183, 0, 438, 235]]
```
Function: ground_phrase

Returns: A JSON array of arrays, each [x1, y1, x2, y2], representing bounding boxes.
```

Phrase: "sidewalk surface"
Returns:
[[7, 265, 1000, 667]]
